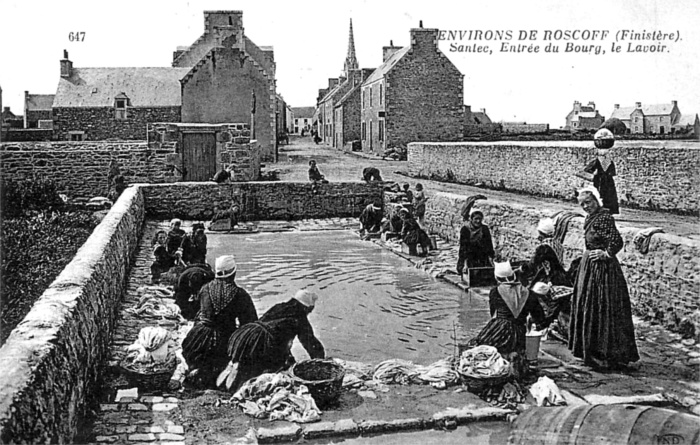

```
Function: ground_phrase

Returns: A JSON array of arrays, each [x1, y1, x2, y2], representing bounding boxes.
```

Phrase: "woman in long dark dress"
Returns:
[[583, 149, 620, 215], [225, 290, 325, 391], [457, 208, 495, 277], [150, 230, 176, 283], [569, 187, 639, 368], [182, 255, 258, 386]]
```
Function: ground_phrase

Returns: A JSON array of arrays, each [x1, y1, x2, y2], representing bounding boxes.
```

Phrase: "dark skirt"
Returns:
[[182, 322, 228, 372], [470, 317, 526, 356], [228, 321, 288, 369], [568, 251, 639, 365], [404, 228, 430, 246]]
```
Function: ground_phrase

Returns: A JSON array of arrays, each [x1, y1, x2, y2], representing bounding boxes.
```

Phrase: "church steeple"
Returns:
[[343, 18, 358, 77]]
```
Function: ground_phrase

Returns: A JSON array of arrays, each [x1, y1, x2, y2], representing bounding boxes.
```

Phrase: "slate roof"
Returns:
[[54, 67, 190, 107], [292, 107, 315, 119], [335, 85, 361, 107], [472, 111, 491, 125], [610, 103, 678, 119], [363, 46, 410, 84], [26, 94, 55, 110], [610, 107, 636, 120]]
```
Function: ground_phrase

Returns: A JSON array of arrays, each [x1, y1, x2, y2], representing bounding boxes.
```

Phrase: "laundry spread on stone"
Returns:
[[230, 373, 322, 423], [126, 293, 182, 319]]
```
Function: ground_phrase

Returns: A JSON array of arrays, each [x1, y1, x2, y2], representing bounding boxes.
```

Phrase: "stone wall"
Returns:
[[53, 107, 181, 141], [0, 141, 180, 199], [0, 187, 145, 443], [141, 181, 383, 220], [4, 128, 53, 141], [501, 123, 549, 134], [424, 191, 700, 330], [408, 141, 700, 214]]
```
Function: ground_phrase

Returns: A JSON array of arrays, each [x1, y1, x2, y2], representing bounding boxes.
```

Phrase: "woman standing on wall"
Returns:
[[576, 128, 619, 215], [569, 186, 639, 369]]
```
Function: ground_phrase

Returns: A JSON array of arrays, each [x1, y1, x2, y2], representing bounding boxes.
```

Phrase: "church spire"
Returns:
[[343, 18, 358, 77]]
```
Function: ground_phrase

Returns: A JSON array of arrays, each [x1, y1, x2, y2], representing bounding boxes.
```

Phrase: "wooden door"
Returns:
[[182, 133, 217, 181]]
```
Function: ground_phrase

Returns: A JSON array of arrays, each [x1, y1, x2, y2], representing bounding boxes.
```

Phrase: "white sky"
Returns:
[[1, 0, 699, 127]]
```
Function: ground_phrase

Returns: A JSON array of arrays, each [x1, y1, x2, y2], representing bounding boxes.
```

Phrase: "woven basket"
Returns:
[[461, 373, 513, 393], [120, 354, 177, 391], [291, 359, 345, 408]]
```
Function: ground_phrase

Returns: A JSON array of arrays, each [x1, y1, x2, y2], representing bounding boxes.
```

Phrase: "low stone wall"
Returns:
[[4, 128, 53, 141], [0, 141, 180, 199], [408, 141, 700, 214], [0, 187, 145, 443], [424, 191, 700, 330], [141, 181, 383, 220]]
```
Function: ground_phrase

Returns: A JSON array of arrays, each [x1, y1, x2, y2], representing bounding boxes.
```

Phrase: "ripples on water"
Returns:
[[207, 231, 491, 365]]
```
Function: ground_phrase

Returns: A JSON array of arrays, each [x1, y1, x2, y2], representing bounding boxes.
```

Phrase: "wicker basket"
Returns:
[[291, 359, 345, 408], [119, 354, 177, 391], [460, 373, 513, 393]]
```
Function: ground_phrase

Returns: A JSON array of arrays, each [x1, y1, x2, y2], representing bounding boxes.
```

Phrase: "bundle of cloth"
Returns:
[[230, 373, 321, 423], [126, 293, 182, 320], [457, 345, 512, 380], [371, 358, 460, 388]]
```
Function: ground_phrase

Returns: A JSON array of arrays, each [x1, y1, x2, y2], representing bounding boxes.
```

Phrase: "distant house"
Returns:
[[360, 25, 464, 153], [565, 101, 604, 132], [24, 92, 55, 129], [292, 107, 314, 134], [673, 113, 700, 139], [334, 68, 375, 150], [610, 101, 681, 135], [463, 105, 499, 135]]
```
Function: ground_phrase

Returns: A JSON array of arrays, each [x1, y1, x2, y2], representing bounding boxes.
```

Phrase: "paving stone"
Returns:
[[128, 403, 149, 411], [358, 420, 390, 434], [127, 433, 157, 441], [357, 390, 377, 399], [141, 396, 164, 403], [689, 358, 700, 366], [385, 418, 424, 431], [334, 419, 359, 435], [158, 433, 186, 441], [163, 397, 179, 403], [138, 426, 166, 433], [152, 403, 178, 411], [256, 424, 302, 442], [114, 425, 137, 434], [95, 435, 119, 443], [166, 425, 184, 434], [100, 404, 119, 412], [302, 421, 336, 439]]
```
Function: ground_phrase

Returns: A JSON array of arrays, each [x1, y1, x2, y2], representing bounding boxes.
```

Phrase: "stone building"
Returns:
[[24, 92, 54, 129], [564, 101, 604, 132], [174, 11, 278, 161], [360, 24, 464, 154], [610, 101, 682, 135], [334, 68, 375, 150], [52, 52, 186, 141], [292, 107, 314, 134], [52, 11, 279, 162], [672, 113, 700, 139]]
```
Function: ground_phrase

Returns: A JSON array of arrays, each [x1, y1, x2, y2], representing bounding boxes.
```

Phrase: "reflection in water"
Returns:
[[207, 231, 491, 364]]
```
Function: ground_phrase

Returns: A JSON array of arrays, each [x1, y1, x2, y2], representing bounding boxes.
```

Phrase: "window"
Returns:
[[69, 131, 85, 141], [379, 119, 384, 142], [379, 84, 383, 106], [634, 126, 639, 132], [370, 87, 373, 107], [114, 96, 128, 120], [362, 90, 365, 109], [362, 122, 366, 140], [634, 117, 639, 123]]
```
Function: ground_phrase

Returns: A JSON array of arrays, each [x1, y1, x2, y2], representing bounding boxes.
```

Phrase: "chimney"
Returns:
[[480, 108, 486, 113], [672, 100, 678, 107], [382, 40, 402, 62], [614, 104, 619, 109], [410, 26, 439, 51], [588, 101, 595, 109], [635, 102, 642, 108], [60, 50, 72, 78]]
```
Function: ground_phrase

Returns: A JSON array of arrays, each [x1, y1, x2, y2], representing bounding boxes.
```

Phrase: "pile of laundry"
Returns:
[[413, 257, 457, 279], [126, 286, 182, 320], [227, 373, 321, 423]]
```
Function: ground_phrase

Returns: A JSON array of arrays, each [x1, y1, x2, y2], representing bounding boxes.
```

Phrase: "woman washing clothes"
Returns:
[[464, 262, 546, 377], [457, 195, 495, 280], [182, 255, 258, 387], [399, 208, 431, 256], [150, 230, 176, 283], [569, 186, 639, 369], [526, 245, 572, 342], [223, 290, 325, 391]]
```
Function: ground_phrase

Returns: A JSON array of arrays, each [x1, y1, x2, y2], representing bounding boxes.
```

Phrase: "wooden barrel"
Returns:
[[509, 405, 700, 445]]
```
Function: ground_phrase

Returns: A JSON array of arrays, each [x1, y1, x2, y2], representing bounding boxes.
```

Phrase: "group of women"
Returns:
[[150, 219, 208, 283], [461, 186, 639, 372], [173, 253, 326, 391]]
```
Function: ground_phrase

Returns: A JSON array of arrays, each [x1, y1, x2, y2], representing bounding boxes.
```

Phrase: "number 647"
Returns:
[[68, 32, 85, 42]]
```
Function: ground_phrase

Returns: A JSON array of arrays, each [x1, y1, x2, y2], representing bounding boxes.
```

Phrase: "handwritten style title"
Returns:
[[438, 29, 681, 56]]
